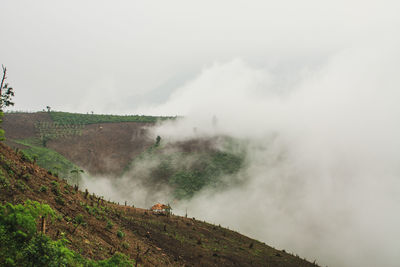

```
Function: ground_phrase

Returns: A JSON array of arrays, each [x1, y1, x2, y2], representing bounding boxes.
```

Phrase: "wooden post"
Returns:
[[41, 216, 46, 234]]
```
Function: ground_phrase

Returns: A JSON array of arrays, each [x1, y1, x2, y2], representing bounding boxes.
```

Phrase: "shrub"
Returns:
[[54, 196, 65, 206], [122, 242, 130, 249], [0, 171, 10, 189], [51, 181, 60, 196], [106, 220, 113, 230], [39, 185, 47, 193], [117, 230, 125, 239], [20, 151, 34, 163], [16, 180, 27, 192], [22, 173, 31, 181], [0, 200, 134, 266]]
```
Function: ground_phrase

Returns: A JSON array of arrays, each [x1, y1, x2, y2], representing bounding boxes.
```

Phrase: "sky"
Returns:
[[1, 0, 398, 114]]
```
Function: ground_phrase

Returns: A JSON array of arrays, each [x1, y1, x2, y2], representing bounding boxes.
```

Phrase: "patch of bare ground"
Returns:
[[46, 122, 154, 175], [2, 112, 53, 140]]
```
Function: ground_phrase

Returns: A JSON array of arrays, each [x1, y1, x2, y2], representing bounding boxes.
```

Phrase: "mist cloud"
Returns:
[[142, 41, 400, 267], [83, 39, 400, 266]]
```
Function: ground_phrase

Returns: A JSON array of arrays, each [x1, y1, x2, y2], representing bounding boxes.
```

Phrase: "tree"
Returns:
[[0, 65, 15, 110], [155, 135, 161, 147], [70, 168, 84, 187], [0, 65, 15, 140]]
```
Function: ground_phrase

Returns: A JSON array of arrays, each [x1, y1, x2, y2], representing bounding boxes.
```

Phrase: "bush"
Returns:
[[122, 242, 130, 249], [54, 196, 65, 206], [22, 173, 31, 181], [20, 151, 34, 163], [117, 230, 125, 239], [0, 200, 134, 266], [51, 181, 60, 196], [0, 171, 10, 189], [39, 185, 47, 193], [106, 220, 113, 230], [16, 180, 27, 192]]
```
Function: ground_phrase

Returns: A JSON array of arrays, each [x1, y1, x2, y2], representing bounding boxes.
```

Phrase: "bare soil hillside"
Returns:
[[0, 142, 319, 266], [2, 112, 154, 175], [46, 122, 154, 175]]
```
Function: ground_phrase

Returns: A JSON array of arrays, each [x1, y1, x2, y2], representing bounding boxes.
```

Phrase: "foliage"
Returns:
[[106, 220, 113, 230], [160, 151, 244, 199], [19, 150, 34, 163], [0, 65, 15, 141], [0, 169, 10, 189], [14, 138, 78, 181], [117, 230, 125, 239], [16, 180, 28, 192], [155, 135, 161, 147], [0, 200, 54, 241], [126, 136, 246, 199], [0, 65, 15, 110], [51, 181, 60, 196], [39, 185, 48, 193], [49, 111, 176, 125], [54, 196, 65, 206], [0, 200, 134, 266]]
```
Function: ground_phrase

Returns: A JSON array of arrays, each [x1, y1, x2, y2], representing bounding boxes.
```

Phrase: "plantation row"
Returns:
[[49, 112, 176, 125]]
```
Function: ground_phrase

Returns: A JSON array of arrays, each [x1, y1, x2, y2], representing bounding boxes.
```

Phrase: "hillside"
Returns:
[[2, 112, 247, 201], [0, 141, 317, 266], [2, 112, 156, 175]]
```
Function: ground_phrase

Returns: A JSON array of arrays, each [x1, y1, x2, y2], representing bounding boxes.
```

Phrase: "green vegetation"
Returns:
[[129, 137, 246, 199], [0, 65, 15, 141], [49, 111, 175, 125], [35, 121, 84, 147], [39, 185, 48, 193], [117, 230, 125, 239], [14, 138, 79, 182], [0, 169, 10, 189], [15, 180, 28, 192], [51, 181, 61, 196], [106, 220, 114, 230], [19, 150, 35, 163], [0, 200, 134, 266], [169, 151, 244, 199], [72, 214, 85, 233]]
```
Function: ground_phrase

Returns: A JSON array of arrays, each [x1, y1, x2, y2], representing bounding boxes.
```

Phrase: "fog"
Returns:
[[2, 0, 399, 114], [82, 39, 400, 267], [154, 47, 400, 267]]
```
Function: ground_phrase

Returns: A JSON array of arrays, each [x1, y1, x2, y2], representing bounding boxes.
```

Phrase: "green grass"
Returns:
[[14, 138, 79, 182], [49, 111, 176, 125]]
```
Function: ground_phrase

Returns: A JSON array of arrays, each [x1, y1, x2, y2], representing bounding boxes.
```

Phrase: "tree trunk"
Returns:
[[41, 216, 46, 234]]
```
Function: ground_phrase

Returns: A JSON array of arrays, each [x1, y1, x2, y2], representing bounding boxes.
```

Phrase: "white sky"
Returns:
[[1, 0, 398, 114]]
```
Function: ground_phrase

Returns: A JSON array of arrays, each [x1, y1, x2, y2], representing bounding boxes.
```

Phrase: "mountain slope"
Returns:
[[2, 112, 155, 175], [0, 142, 317, 266]]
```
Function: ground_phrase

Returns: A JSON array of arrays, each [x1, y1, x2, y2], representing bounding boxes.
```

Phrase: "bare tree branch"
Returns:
[[0, 65, 6, 97]]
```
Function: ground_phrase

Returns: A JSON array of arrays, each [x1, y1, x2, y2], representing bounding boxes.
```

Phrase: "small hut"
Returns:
[[150, 203, 171, 215]]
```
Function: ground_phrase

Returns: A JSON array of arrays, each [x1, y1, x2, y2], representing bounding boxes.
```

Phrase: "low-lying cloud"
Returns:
[[83, 39, 400, 267], [146, 41, 400, 266]]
